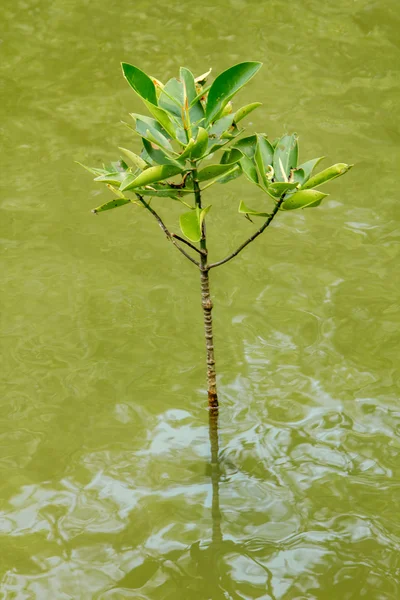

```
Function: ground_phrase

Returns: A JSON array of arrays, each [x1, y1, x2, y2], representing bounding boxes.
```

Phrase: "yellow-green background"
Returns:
[[1, 0, 399, 597]]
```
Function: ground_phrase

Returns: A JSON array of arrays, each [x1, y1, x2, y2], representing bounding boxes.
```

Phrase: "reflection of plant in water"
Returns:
[[113, 408, 279, 599], [79, 62, 352, 409]]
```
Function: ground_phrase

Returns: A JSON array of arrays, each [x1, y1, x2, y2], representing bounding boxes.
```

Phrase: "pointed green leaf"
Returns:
[[190, 127, 209, 159], [76, 162, 107, 176], [142, 138, 183, 167], [120, 165, 183, 191], [269, 182, 299, 196], [181, 68, 205, 126], [238, 200, 270, 217], [234, 102, 262, 124], [273, 134, 298, 182], [281, 189, 328, 210], [295, 157, 325, 185], [143, 129, 177, 156], [143, 100, 178, 140], [158, 78, 183, 117], [180, 68, 197, 104], [205, 62, 262, 125], [133, 115, 173, 151], [94, 172, 127, 186], [254, 134, 274, 188], [197, 163, 239, 182], [92, 197, 131, 214], [302, 163, 353, 189], [118, 147, 148, 170], [121, 63, 157, 105]]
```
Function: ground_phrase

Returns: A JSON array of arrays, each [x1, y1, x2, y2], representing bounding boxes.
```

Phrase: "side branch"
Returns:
[[135, 194, 200, 268], [171, 233, 205, 256], [209, 196, 285, 269]]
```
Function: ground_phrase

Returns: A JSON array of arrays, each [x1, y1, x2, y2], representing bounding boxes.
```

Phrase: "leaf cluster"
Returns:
[[79, 62, 352, 243]]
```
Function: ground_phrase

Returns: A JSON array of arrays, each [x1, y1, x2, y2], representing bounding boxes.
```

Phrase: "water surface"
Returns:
[[1, 0, 400, 597]]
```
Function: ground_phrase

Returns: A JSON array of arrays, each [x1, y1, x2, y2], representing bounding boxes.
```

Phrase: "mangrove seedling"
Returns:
[[79, 62, 352, 410]]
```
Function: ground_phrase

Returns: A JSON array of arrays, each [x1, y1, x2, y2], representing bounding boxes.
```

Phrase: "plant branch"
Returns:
[[171, 233, 205, 255], [209, 196, 285, 269], [135, 194, 200, 268]]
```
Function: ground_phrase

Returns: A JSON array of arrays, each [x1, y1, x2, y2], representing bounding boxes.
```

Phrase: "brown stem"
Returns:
[[192, 165, 218, 408], [208, 195, 285, 269], [171, 233, 205, 255]]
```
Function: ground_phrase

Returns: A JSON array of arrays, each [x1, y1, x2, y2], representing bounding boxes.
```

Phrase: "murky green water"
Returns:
[[1, 0, 400, 597]]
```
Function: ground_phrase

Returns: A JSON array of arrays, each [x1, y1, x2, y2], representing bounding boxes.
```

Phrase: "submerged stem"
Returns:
[[209, 407, 222, 544]]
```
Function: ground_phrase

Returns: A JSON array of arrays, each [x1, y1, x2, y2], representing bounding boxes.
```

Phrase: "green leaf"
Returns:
[[158, 78, 183, 117], [133, 115, 173, 151], [254, 134, 274, 188], [190, 127, 209, 160], [121, 63, 157, 105], [205, 62, 262, 125], [217, 163, 242, 184], [142, 138, 183, 167], [281, 189, 328, 210], [143, 100, 178, 141], [238, 200, 270, 217], [234, 102, 262, 123], [92, 197, 131, 214], [273, 134, 298, 182], [179, 206, 211, 242], [220, 148, 243, 165], [94, 172, 127, 186], [177, 138, 195, 161], [118, 147, 148, 171], [208, 115, 234, 139], [233, 135, 257, 159], [136, 184, 181, 199], [180, 67, 197, 104], [269, 182, 299, 196], [197, 163, 239, 182], [240, 155, 258, 184], [76, 162, 107, 176], [302, 163, 353, 189], [292, 168, 305, 185], [120, 165, 183, 191], [294, 157, 325, 185]]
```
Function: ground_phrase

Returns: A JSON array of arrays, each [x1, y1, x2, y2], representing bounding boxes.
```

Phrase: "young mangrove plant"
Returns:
[[79, 61, 352, 410]]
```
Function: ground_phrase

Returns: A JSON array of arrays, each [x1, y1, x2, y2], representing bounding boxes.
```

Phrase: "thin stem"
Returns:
[[135, 194, 200, 268], [171, 233, 205, 256], [209, 196, 285, 269]]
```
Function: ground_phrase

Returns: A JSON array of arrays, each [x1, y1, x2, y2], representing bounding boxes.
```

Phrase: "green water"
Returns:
[[1, 0, 400, 597]]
